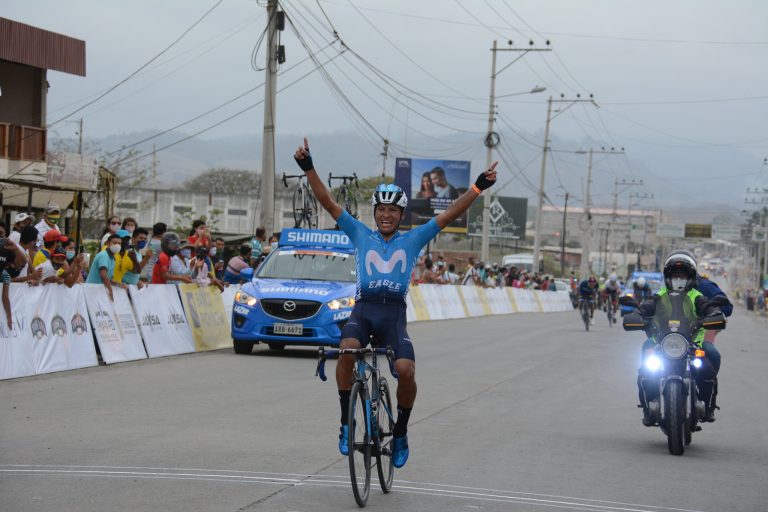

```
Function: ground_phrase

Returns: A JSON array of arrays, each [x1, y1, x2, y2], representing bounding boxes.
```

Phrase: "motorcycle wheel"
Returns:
[[664, 380, 685, 455], [685, 381, 697, 446]]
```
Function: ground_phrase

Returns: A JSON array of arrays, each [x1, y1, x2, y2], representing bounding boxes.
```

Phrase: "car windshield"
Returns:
[[256, 249, 356, 282]]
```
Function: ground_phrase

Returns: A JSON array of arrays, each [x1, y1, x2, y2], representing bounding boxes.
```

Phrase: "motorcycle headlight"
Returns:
[[660, 333, 688, 359], [645, 354, 662, 372], [327, 296, 356, 310], [234, 290, 258, 307]]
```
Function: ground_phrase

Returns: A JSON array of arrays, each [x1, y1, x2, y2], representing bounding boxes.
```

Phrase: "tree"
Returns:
[[183, 168, 260, 195]]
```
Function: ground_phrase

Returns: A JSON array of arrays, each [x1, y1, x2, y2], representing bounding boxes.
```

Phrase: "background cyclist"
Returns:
[[294, 137, 497, 468], [603, 273, 622, 316], [578, 276, 599, 325]]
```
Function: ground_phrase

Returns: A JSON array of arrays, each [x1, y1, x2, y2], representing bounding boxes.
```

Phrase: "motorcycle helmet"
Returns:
[[161, 232, 181, 255], [636, 276, 647, 288], [371, 184, 408, 209], [663, 251, 697, 292]]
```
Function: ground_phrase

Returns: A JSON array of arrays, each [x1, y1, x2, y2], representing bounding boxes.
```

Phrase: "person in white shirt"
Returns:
[[33, 203, 61, 248]]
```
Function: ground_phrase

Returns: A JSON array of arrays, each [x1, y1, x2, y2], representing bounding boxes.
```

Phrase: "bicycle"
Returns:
[[328, 172, 359, 218], [606, 294, 617, 327], [316, 342, 397, 507], [282, 173, 319, 229], [578, 297, 593, 331]]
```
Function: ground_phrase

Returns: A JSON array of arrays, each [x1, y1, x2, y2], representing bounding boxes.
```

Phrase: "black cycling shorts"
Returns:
[[341, 302, 415, 362]]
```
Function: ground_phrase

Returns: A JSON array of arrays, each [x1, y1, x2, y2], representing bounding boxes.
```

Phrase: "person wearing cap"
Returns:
[[121, 227, 152, 287], [86, 233, 127, 302], [34, 203, 61, 248], [38, 244, 83, 287], [33, 230, 67, 268], [112, 229, 138, 284], [10, 226, 42, 284], [9, 212, 35, 245]]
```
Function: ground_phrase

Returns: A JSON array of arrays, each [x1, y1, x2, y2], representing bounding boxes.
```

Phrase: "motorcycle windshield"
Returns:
[[649, 291, 698, 340]]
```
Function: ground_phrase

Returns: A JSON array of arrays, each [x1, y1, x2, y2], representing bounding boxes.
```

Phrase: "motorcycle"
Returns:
[[620, 294, 726, 455]]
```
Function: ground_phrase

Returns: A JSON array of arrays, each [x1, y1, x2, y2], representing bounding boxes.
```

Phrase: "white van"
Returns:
[[501, 253, 534, 272]]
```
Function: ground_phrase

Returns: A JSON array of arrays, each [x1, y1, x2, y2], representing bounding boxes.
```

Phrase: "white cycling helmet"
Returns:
[[636, 276, 647, 288], [371, 184, 408, 209], [609, 273, 618, 282]]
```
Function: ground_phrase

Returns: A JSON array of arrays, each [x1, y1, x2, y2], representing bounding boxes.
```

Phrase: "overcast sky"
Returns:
[[3, 0, 768, 218]]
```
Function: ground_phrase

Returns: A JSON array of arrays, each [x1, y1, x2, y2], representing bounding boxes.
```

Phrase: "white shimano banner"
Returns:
[[437, 285, 466, 319], [418, 284, 445, 320], [30, 284, 98, 374], [84, 285, 147, 364], [129, 285, 195, 358], [0, 284, 37, 380]]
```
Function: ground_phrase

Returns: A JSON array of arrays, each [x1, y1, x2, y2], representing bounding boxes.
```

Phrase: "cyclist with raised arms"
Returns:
[[294, 138, 497, 468]]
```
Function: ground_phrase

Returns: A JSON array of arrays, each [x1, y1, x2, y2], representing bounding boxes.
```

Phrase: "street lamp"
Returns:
[[496, 86, 547, 98]]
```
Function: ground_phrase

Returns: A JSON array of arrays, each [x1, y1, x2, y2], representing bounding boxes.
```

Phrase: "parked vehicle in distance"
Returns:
[[501, 253, 534, 273]]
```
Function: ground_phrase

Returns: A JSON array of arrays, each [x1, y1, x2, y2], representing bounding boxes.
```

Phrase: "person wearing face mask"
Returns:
[[38, 245, 83, 287], [121, 227, 152, 287], [152, 233, 193, 285], [9, 212, 35, 245], [143, 222, 167, 281], [33, 230, 67, 268], [634, 250, 731, 424], [121, 217, 138, 237], [86, 234, 127, 302], [211, 237, 226, 279], [100, 216, 122, 249], [34, 203, 62, 248]]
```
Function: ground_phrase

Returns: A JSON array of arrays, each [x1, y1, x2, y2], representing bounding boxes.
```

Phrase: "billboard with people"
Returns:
[[394, 157, 471, 233]]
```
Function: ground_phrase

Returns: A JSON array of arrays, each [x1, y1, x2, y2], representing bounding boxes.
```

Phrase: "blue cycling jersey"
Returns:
[[337, 210, 440, 303], [578, 280, 598, 297]]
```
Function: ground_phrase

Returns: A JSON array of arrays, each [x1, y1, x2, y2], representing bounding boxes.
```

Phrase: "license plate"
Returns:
[[274, 323, 303, 335]]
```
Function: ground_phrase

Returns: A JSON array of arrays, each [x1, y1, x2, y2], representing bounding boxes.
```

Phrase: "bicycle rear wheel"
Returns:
[[348, 381, 371, 506], [376, 377, 395, 493], [293, 186, 305, 228]]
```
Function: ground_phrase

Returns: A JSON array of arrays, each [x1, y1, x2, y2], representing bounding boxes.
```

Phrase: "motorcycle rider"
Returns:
[[634, 251, 727, 426], [578, 276, 599, 325]]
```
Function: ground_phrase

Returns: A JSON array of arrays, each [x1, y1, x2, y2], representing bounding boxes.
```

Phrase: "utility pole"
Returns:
[[745, 187, 768, 288], [560, 192, 569, 276], [608, 177, 642, 274], [578, 146, 624, 278], [625, 192, 653, 273], [152, 144, 157, 181], [380, 139, 389, 178], [258, 0, 282, 235], [482, 39, 550, 263], [77, 118, 83, 155], [533, 95, 598, 274]]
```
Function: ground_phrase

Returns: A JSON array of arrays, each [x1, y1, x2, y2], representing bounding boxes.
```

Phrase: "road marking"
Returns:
[[0, 464, 705, 512]]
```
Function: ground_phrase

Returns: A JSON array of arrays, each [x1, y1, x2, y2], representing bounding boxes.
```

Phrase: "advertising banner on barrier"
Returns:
[[436, 285, 467, 319], [84, 285, 147, 364], [129, 285, 195, 358], [0, 284, 38, 379], [486, 287, 514, 315], [219, 284, 240, 321], [458, 286, 485, 317], [0, 284, 99, 380], [512, 288, 539, 313], [178, 284, 230, 351], [31, 284, 99, 374]]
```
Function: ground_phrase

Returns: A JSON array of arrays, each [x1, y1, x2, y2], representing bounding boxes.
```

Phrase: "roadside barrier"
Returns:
[[0, 283, 572, 380]]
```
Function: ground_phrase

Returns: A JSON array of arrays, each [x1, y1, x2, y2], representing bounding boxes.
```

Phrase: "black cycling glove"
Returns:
[[294, 150, 314, 172], [474, 170, 496, 191]]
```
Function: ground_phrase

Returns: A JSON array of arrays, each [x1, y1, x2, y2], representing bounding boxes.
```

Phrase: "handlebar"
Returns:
[[315, 346, 397, 382], [283, 173, 304, 188], [327, 173, 359, 188]]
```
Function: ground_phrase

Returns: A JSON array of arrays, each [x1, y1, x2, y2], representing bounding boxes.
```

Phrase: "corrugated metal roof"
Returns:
[[0, 17, 85, 76]]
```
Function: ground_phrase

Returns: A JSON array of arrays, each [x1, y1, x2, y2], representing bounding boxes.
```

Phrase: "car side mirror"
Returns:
[[701, 312, 726, 330], [622, 312, 646, 331], [619, 296, 636, 307], [240, 268, 254, 282]]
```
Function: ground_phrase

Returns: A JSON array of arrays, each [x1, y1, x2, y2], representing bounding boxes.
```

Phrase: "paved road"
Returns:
[[2, 303, 767, 512]]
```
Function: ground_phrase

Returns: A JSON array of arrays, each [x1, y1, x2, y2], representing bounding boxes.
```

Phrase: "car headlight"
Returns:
[[327, 296, 355, 310], [234, 290, 258, 307], [660, 333, 688, 359]]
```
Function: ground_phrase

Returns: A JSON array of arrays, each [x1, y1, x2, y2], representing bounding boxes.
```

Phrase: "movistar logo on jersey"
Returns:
[[280, 229, 353, 250], [365, 249, 407, 275]]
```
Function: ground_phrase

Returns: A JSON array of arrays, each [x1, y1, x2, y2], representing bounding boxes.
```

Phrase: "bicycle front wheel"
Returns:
[[376, 377, 395, 493], [349, 381, 371, 506], [293, 186, 305, 228], [306, 191, 319, 229]]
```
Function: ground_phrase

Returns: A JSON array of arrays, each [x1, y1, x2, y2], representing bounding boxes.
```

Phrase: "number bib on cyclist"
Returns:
[[337, 210, 439, 304]]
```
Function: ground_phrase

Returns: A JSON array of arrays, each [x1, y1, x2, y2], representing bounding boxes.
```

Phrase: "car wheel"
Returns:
[[233, 340, 254, 354], [268, 343, 286, 351]]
